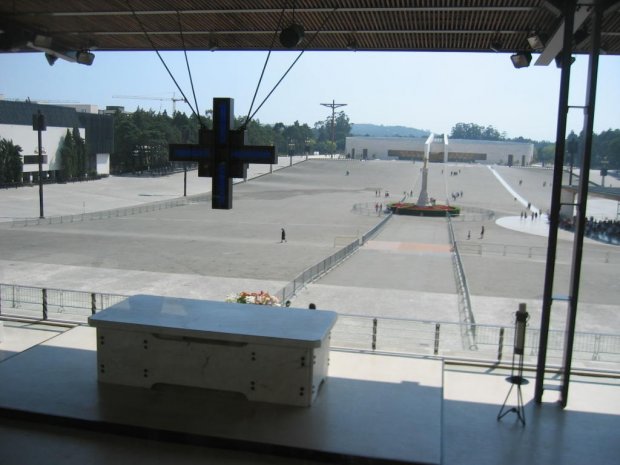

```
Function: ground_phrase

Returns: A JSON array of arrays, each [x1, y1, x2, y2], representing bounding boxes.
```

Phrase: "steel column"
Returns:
[[560, 0, 602, 408], [534, 0, 576, 403]]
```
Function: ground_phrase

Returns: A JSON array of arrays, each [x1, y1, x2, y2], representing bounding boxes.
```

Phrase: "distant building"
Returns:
[[0, 100, 114, 182], [345, 135, 534, 166]]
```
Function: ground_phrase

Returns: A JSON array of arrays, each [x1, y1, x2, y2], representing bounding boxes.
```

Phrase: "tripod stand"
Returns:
[[497, 304, 529, 426]]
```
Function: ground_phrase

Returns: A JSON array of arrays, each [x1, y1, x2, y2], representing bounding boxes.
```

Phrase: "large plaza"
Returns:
[[1, 158, 619, 465]]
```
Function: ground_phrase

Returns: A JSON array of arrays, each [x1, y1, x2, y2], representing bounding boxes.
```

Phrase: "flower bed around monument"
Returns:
[[388, 202, 460, 217], [226, 291, 281, 306]]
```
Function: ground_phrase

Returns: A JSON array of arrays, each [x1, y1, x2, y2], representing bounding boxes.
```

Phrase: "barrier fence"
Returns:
[[1, 283, 619, 366], [276, 213, 393, 303], [458, 242, 618, 263], [446, 215, 477, 350], [9, 158, 308, 228], [9, 195, 208, 228]]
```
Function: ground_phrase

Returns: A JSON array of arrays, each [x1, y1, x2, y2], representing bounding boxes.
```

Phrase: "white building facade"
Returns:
[[345, 135, 534, 166], [0, 100, 113, 182]]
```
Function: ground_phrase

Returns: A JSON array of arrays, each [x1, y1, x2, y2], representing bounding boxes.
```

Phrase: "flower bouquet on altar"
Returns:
[[225, 291, 281, 306]]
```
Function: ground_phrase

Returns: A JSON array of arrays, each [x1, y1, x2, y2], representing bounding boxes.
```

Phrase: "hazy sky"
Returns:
[[1, 50, 618, 141]]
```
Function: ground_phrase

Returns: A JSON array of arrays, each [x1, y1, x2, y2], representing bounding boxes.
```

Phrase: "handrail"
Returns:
[[275, 211, 393, 304], [1, 282, 619, 367], [446, 214, 477, 350]]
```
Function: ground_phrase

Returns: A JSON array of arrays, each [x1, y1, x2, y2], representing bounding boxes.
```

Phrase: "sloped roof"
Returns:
[[1, 1, 619, 55]]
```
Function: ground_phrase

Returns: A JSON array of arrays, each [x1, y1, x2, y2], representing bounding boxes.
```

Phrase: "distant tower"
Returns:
[[417, 133, 434, 206]]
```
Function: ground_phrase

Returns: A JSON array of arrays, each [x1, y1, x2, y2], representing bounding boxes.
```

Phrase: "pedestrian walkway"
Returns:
[[293, 215, 459, 322]]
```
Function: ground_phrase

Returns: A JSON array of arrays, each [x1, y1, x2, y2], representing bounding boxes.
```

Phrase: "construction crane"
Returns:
[[112, 94, 187, 113]]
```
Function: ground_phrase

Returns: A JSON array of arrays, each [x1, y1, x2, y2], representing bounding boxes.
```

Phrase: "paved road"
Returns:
[[0, 159, 618, 338]]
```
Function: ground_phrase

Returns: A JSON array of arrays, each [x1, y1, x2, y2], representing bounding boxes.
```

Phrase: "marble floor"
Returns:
[[1, 320, 619, 465]]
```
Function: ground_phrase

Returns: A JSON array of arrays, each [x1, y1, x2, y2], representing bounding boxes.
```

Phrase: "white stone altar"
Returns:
[[88, 295, 337, 406]]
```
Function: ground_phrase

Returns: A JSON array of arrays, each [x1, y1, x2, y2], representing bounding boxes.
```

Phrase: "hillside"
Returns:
[[350, 123, 430, 138]]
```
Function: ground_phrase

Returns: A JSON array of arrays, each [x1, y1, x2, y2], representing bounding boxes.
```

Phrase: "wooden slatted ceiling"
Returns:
[[0, 1, 619, 54]]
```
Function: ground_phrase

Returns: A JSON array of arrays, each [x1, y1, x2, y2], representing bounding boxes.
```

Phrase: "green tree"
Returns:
[[72, 127, 87, 178], [536, 142, 556, 165], [592, 129, 620, 169], [450, 123, 503, 140], [60, 129, 77, 180], [313, 111, 351, 154], [0, 138, 23, 184]]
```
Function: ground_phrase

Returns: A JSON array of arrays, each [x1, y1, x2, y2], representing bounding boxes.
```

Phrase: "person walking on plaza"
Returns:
[[281, 228, 287, 243], [480, 225, 485, 239]]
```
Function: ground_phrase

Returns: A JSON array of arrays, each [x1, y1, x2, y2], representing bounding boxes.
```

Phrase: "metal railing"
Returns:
[[351, 202, 389, 216], [276, 239, 361, 304], [458, 242, 618, 263], [8, 158, 308, 228], [2, 282, 619, 367], [361, 213, 392, 243], [332, 314, 620, 366], [0, 283, 127, 322], [276, 213, 393, 303], [446, 215, 477, 350], [450, 206, 496, 222]]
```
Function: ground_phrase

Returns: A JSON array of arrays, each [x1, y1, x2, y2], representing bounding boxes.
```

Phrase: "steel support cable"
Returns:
[[125, 0, 199, 120], [245, 7, 337, 125], [176, 10, 204, 128], [242, 5, 287, 129]]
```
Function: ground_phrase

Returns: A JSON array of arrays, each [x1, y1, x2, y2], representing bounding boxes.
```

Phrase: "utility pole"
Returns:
[[320, 100, 347, 158], [32, 110, 46, 218]]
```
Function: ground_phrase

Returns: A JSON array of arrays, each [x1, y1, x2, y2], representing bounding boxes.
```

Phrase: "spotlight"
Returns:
[[279, 23, 304, 48], [554, 54, 576, 68], [510, 51, 532, 69], [75, 50, 95, 65], [527, 32, 545, 51], [346, 39, 357, 51], [44, 52, 58, 66], [208, 39, 218, 51]]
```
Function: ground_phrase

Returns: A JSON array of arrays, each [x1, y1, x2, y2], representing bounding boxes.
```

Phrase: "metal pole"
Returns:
[[560, 0, 602, 409], [535, 0, 575, 404], [42, 288, 48, 320], [36, 111, 45, 218], [184, 166, 187, 197]]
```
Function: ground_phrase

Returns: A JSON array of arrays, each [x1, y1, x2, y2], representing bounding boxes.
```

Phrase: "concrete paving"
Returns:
[[1, 160, 619, 465], [0, 159, 618, 337], [0, 156, 307, 221]]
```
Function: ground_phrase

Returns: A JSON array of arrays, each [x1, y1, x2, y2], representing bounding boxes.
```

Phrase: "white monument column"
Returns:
[[417, 133, 434, 206]]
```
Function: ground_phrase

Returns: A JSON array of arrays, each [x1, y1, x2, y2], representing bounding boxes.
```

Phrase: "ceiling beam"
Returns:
[[534, 4, 593, 65], [71, 29, 528, 37], [5, 6, 540, 18]]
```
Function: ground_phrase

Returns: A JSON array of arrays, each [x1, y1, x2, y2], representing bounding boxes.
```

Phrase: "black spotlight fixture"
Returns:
[[554, 53, 576, 68], [510, 51, 532, 69], [526, 32, 545, 51], [45, 52, 58, 66], [279, 0, 304, 48], [280, 23, 304, 48], [490, 40, 502, 52]]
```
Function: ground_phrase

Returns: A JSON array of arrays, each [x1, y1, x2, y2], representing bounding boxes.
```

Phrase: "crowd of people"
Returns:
[[559, 216, 620, 244]]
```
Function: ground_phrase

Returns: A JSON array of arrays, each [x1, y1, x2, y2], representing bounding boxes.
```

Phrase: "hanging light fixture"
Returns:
[[280, 1, 304, 48], [510, 51, 532, 69], [527, 32, 546, 51]]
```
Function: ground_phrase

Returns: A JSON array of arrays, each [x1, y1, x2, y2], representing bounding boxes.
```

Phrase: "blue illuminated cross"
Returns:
[[169, 98, 276, 209]]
